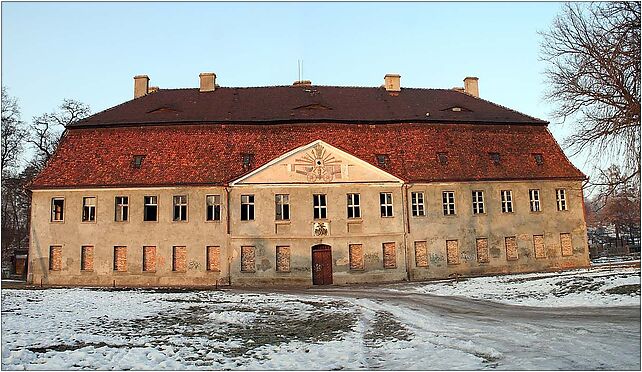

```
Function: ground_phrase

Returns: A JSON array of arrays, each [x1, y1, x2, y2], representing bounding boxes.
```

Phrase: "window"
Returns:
[[313, 194, 327, 219], [414, 241, 428, 267], [144, 196, 158, 221], [275, 194, 290, 221], [490, 152, 501, 164], [206, 195, 221, 221], [347, 193, 361, 219], [501, 190, 513, 213], [446, 240, 459, 265], [533, 235, 546, 258], [533, 153, 544, 165], [51, 198, 65, 222], [241, 194, 255, 221], [143, 246, 156, 272], [207, 246, 221, 272], [81, 246, 94, 271], [383, 242, 396, 268], [241, 153, 254, 169], [476, 238, 489, 263], [115, 196, 129, 222], [49, 245, 62, 271], [411, 192, 425, 217], [132, 155, 145, 169], [472, 191, 485, 214], [276, 246, 291, 272], [173, 195, 188, 221], [172, 246, 187, 272], [560, 233, 573, 256], [82, 197, 96, 222], [349, 244, 364, 270], [556, 189, 568, 211], [114, 246, 127, 272], [529, 189, 541, 212], [241, 246, 256, 272], [376, 154, 390, 168], [437, 152, 448, 165], [505, 237, 518, 261], [380, 193, 393, 217], [442, 191, 456, 215]]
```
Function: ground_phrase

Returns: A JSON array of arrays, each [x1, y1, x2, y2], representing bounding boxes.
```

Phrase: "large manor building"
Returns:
[[27, 73, 589, 287]]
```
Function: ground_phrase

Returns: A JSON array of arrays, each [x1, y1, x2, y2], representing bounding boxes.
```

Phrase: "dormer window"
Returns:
[[437, 152, 448, 165], [533, 153, 544, 165], [376, 154, 390, 168], [242, 153, 254, 170], [451, 107, 462, 112], [489, 152, 501, 165], [132, 155, 145, 169]]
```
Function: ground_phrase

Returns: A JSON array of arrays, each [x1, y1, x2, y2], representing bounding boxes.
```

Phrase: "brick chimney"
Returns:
[[384, 74, 401, 92], [199, 72, 216, 92], [293, 80, 312, 86], [133, 75, 150, 99], [463, 77, 479, 97]]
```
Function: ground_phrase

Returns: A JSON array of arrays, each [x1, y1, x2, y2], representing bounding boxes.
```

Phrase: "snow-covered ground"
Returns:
[[1, 266, 640, 370]]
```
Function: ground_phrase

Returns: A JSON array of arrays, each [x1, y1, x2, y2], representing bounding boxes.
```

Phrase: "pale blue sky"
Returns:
[[2, 2, 589, 172]]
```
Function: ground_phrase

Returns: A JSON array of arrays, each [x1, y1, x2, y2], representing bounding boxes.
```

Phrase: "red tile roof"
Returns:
[[30, 122, 584, 189], [71, 86, 548, 127]]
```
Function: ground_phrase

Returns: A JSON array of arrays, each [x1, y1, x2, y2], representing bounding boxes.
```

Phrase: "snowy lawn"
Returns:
[[1, 266, 640, 370]]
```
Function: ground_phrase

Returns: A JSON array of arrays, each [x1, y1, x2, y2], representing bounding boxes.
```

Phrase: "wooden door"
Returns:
[[312, 245, 333, 285]]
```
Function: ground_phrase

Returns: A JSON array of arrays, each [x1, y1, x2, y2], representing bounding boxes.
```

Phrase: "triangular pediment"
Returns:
[[231, 140, 403, 185]]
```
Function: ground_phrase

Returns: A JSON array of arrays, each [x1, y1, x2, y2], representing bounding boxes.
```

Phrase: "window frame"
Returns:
[[82, 196, 97, 223], [500, 190, 514, 213], [529, 189, 541, 212], [556, 189, 568, 211], [241, 194, 255, 221], [173, 195, 188, 222], [206, 194, 222, 222], [411, 191, 426, 217], [51, 197, 65, 222], [471, 190, 485, 215], [275, 194, 290, 221], [442, 191, 456, 216], [114, 196, 129, 222], [80, 245, 94, 271], [347, 193, 361, 219], [143, 195, 158, 222], [380, 192, 394, 218], [313, 194, 327, 220]]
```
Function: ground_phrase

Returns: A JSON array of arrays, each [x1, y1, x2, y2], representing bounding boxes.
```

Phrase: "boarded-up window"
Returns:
[[533, 235, 546, 258], [241, 246, 256, 272], [505, 237, 518, 261], [446, 240, 459, 265], [476, 238, 489, 263], [414, 241, 428, 267], [173, 246, 187, 272], [349, 244, 364, 270], [49, 245, 62, 271], [207, 246, 221, 272], [114, 246, 127, 272], [276, 246, 291, 272], [560, 233, 573, 256], [143, 246, 156, 272], [383, 242, 396, 269], [80, 246, 93, 271]]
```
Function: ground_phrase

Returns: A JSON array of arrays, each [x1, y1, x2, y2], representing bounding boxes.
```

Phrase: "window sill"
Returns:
[[205, 219, 223, 223], [143, 220, 159, 223], [275, 220, 291, 225], [141, 271, 157, 274], [411, 215, 427, 218], [380, 216, 395, 219], [81, 221, 97, 224], [207, 269, 222, 273], [80, 269, 94, 273], [50, 220, 65, 224], [347, 218, 363, 223]]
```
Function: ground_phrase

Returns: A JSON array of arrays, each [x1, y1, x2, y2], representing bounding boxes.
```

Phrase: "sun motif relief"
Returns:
[[293, 143, 342, 182]]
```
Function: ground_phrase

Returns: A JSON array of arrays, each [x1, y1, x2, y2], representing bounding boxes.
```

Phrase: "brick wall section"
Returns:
[[143, 246, 156, 272], [241, 246, 256, 272], [113, 246, 127, 271], [276, 246, 291, 272], [173, 246, 187, 272], [414, 241, 429, 267], [446, 240, 459, 265], [349, 244, 364, 270], [383, 242, 396, 269], [533, 235, 546, 258], [80, 246, 93, 271], [505, 237, 518, 260], [49, 246, 62, 271], [560, 233, 573, 256], [476, 238, 489, 263], [207, 246, 220, 272]]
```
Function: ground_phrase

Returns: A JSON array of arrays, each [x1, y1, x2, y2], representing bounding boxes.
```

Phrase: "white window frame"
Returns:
[[347, 193, 361, 219], [115, 196, 129, 222], [143, 195, 158, 222], [206, 194, 222, 221], [275, 194, 290, 221], [556, 189, 568, 211], [442, 191, 456, 215], [529, 189, 541, 212], [51, 197, 65, 222], [501, 190, 513, 213], [173, 195, 188, 221], [82, 196, 96, 222], [472, 190, 485, 214], [380, 192, 394, 217], [411, 192, 425, 217], [313, 194, 327, 220], [241, 194, 255, 221]]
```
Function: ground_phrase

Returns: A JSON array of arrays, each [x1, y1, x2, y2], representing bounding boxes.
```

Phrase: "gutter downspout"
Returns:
[[225, 185, 232, 285], [402, 183, 411, 282]]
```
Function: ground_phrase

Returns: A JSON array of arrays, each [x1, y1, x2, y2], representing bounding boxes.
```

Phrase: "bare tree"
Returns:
[[28, 99, 91, 170], [540, 2, 641, 200], [1, 87, 27, 176]]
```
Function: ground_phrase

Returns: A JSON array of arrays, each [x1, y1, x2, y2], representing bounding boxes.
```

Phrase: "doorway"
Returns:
[[311, 244, 333, 285]]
